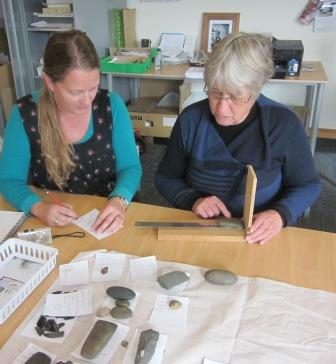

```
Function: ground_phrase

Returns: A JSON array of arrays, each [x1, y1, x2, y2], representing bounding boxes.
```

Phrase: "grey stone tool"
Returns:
[[204, 269, 238, 285], [106, 286, 136, 300], [157, 271, 189, 289], [24, 352, 51, 364], [81, 320, 117, 359], [135, 329, 160, 364]]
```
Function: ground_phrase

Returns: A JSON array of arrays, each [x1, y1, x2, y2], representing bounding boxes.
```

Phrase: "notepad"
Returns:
[[0, 211, 27, 244]]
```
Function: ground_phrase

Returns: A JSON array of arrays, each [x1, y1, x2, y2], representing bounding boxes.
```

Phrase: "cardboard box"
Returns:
[[0, 86, 16, 121], [0, 63, 14, 89], [128, 97, 178, 138]]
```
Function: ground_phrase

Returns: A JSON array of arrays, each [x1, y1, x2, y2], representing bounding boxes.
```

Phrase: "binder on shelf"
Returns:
[[123, 9, 136, 48], [0, 211, 27, 244], [109, 8, 136, 48]]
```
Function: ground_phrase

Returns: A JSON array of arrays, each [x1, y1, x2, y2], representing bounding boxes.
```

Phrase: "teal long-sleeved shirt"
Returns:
[[0, 91, 142, 214]]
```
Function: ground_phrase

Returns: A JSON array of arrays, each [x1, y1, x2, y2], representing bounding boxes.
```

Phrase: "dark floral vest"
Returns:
[[17, 88, 116, 197]]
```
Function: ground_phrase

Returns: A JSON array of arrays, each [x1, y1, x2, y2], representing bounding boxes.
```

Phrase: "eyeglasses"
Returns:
[[204, 86, 251, 107]]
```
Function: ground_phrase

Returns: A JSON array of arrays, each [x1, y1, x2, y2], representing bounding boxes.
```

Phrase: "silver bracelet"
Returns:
[[109, 195, 129, 210]]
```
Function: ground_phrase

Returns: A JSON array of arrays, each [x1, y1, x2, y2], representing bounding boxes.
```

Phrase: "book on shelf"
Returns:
[[46, 0, 73, 5], [42, 4, 73, 15]]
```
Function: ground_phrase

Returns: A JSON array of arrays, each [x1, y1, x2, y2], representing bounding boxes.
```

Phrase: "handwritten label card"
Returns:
[[59, 259, 90, 286], [43, 287, 92, 317], [149, 295, 189, 330], [74, 209, 114, 240], [130, 256, 157, 281], [91, 252, 126, 282], [13, 343, 56, 364]]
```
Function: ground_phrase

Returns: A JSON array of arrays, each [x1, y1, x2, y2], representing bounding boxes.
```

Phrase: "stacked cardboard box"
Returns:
[[128, 97, 178, 138], [0, 63, 16, 121]]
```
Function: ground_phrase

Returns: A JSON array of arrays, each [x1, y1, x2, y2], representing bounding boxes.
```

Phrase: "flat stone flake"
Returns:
[[24, 352, 51, 364], [157, 271, 189, 289], [135, 329, 160, 364], [110, 306, 132, 319], [204, 269, 238, 286], [106, 286, 136, 300], [169, 299, 182, 310], [96, 306, 111, 318], [80, 320, 117, 359], [115, 299, 130, 307]]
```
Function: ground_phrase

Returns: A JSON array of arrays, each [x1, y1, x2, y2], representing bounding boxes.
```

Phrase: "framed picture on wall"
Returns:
[[201, 13, 240, 53]]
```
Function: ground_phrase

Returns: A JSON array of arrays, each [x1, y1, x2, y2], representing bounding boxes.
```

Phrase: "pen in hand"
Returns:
[[45, 190, 66, 206]]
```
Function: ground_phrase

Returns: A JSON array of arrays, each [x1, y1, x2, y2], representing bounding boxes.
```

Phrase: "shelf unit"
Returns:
[[2, 0, 127, 98]]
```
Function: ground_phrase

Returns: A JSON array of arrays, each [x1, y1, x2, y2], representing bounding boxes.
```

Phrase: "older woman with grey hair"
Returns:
[[155, 32, 320, 245]]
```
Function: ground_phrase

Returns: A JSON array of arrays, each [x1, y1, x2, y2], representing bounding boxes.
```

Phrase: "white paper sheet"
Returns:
[[149, 295, 189, 330], [122, 328, 168, 364], [13, 343, 56, 364], [71, 318, 129, 364], [91, 252, 126, 282], [21, 303, 76, 344], [43, 287, 92, 317], [203, 359, 225, 364], [59, 259, 90, 286], [74, 209, 114, 240], [130, 255, 157, 281], [2, 256, 336, 364]]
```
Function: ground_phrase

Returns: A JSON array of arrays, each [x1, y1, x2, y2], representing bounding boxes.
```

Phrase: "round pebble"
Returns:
[[110, 306, 133, 320], [96, 306, 111, 318], [204, 269, 238, 286], [121, 340, 129, 348], [116, 299, 130, 308], [169, 299, 182, 310], [106, 286, 136, 300]]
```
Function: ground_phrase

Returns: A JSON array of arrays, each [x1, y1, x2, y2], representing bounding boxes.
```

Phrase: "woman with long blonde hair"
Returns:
[[0, 30, 141, 234]]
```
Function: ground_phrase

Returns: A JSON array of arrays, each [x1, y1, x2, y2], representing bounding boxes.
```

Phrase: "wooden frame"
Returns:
[[201, 12, 240, 53], [158, 165, 257, 243]]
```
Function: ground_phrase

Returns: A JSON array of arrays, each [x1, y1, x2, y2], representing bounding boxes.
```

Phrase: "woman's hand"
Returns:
[[192, 196, 231, 219], [246, 209, 284, 245], [30, 201, 77, 227], [91, 198, 126, 234]]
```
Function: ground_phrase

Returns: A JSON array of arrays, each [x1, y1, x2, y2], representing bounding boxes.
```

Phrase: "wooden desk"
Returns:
[[1, 192, 335, 348], [102, 61, 327, 154]]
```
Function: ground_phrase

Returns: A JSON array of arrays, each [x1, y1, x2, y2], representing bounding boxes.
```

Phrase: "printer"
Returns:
[[271, 38, 304, 79]]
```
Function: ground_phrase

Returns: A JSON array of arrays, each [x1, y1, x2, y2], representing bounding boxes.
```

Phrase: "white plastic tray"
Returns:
[[0, 238, 58, 324]]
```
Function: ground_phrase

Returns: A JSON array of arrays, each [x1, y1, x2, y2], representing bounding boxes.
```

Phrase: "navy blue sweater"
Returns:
[[155, 95, 321, 225]]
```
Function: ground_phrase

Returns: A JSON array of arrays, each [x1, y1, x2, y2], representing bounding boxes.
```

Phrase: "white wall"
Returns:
[[128, 0, 336, 130]]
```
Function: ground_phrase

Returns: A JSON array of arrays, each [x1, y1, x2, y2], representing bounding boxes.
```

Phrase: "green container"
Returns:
[[100, 48, 157, 74]]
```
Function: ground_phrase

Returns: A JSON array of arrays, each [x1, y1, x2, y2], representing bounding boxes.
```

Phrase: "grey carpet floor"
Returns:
[[139, 138, 336, 233]]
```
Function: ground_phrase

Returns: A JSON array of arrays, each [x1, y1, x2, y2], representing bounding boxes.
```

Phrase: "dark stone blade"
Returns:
[[135, 329, 160, 364], [81, 320, 117, 359], [24, 352, 51, 364]]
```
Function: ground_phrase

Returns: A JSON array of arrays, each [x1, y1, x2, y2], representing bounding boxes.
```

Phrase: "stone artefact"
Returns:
[[101, 266, 108, 275], [106, 286, 136, 300], [110, 306, 132, 319], [34, 315, 65, 338], [204, 269, 238, 285], [169, 299, 182, 310], [115, 299, 130, 307], [24, 352, 51, 364], [81, 320, 117, 359], [96, 306, 111, 318], [135, 329, 160, 364], [157, 271, 189, 289]]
